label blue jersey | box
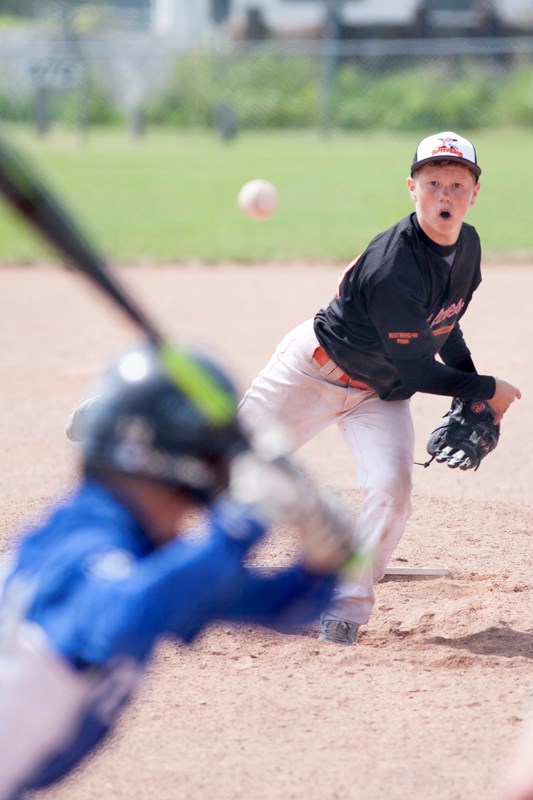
[0,480,335,799]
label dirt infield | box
[1,261,532,800]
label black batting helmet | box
[82,341,248,503]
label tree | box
[0,0,36,15]
[0,0,88,15]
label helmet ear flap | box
[81,343,247,502]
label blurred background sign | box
[28,59,82,91]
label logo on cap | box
[431,136,463,158]
[411,131,480,177]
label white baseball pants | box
[239,319,414,626]
[0,623,93,800]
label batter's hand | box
[294,481,355,574]
[488,378,521,424]
[65,394,101,442]
[229,451,355,574]
[230,451,303,527]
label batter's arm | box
[201,564,336,632]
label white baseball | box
[237,179,279,220]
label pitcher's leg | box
[239,319,354,450]
[324,398,414,627]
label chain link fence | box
[2,24,533,138]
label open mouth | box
[440,211,451,219]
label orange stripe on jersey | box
[337,254,362,297]
[432,323,455,336]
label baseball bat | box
[0,136,364,576]
[0,135,234,425]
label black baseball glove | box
[426,397,500,471]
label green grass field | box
[0,126,532,263]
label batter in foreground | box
[0,343,353,798]
[239,130,522,646]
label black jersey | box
[314,213,496,402]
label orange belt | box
[312,346,370,390]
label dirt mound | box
[1,262,531,800]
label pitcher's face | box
[407,163,480,245]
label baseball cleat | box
[318,619,359,646]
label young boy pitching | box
[238,130,521,646]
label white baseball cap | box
[411,131,481,179]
